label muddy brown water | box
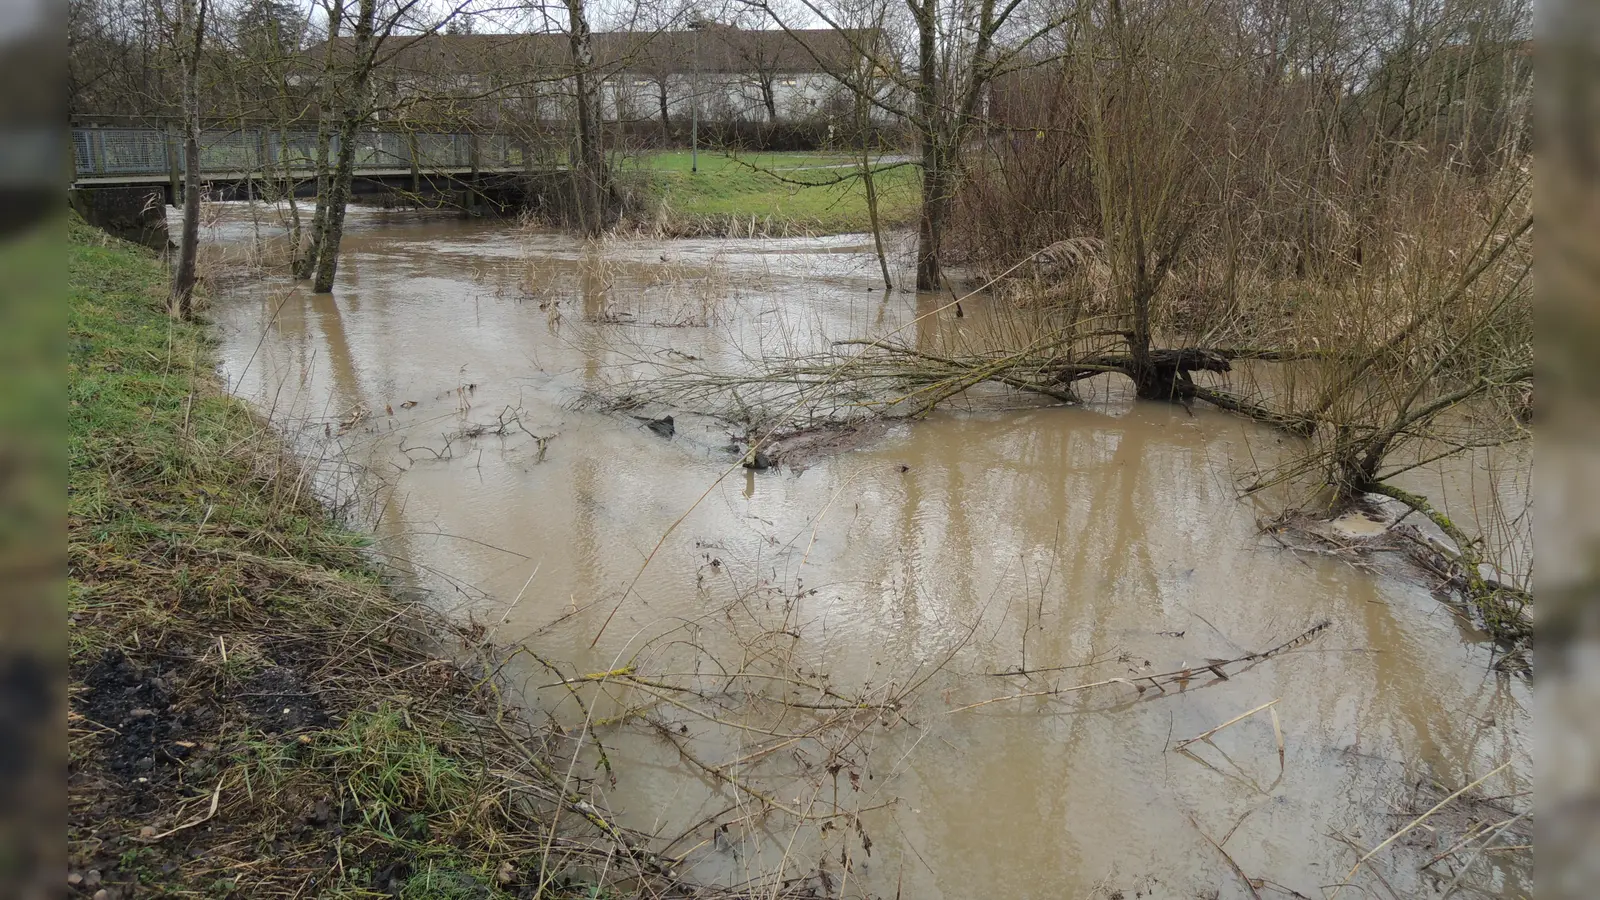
[204,206,1529,898]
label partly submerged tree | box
[157,0,209,319]
[303,0,466,292]
[295,0,344,280]
[564,0,613,236]
[755,0,1067,290]
[309,0,380,293]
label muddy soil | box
[71,648,327,897]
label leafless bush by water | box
[592,225,1531,669]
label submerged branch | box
[1369,482,1531,651]
[1191,386,1316,434]
[950,620,1331,712]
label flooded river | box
[206,207,1529,899]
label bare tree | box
[310,0,375,293]
[307,0,445,293]
[1068,0,1228,396]
[564,0,612,235]
[757,0,1062,290]
[706,13,787,126]
[71,0,171,117]
[296,1,345,278]
[156,0,209,318]
[221,0,318,270]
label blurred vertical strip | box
[1541,0,1600,897]
[0,0,65,897]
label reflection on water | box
[208,206,1529,899]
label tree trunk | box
[172,97,202,318]
[915,143,948,292]
[297,120,332,279]
[1127,274,1156,396]
[762,78,777,124]
[296,2,342,280]
[566,0,607,236]
[169,0,206,319]
[858,84,890,289]
[310,0,375,294]
[657,81,670,141]
[279,130,302,264]
[311,114,358,293]
[911,2,943,292]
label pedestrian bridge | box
[71,125,547,201]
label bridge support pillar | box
[465,132,481,218]
[71,185,170,251]
[407,131,421,199]
[165,126,181,208]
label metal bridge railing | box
[72,126,519,180]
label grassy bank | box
[66,217,670,898]
[623,150,918,235]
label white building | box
[356,26,897,130]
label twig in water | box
[1185,812,1262,900]
[1329,760,1512,900]
[945,677,1136,714]
[1434,810,1530,895]
[953,621,1331,711]
[1174,699,1281,751]
[1269,705,1285,771]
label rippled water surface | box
[206,206,1529,899]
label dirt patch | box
[78,650,202,790]
[243,665,329,735]
[70,649,211,897]
[70,644,425,898]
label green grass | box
[316,708,478,843]
[624,150,920,234]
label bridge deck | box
[71,126,555,189]
[72,166,533,188]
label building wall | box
[378,67,901,130]
[599,71,862,124]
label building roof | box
[327,27,872,80]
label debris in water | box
[743,447,772,470]
[633,414,675,438]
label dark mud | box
[70,649,337,897]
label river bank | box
[66,215,687,899]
